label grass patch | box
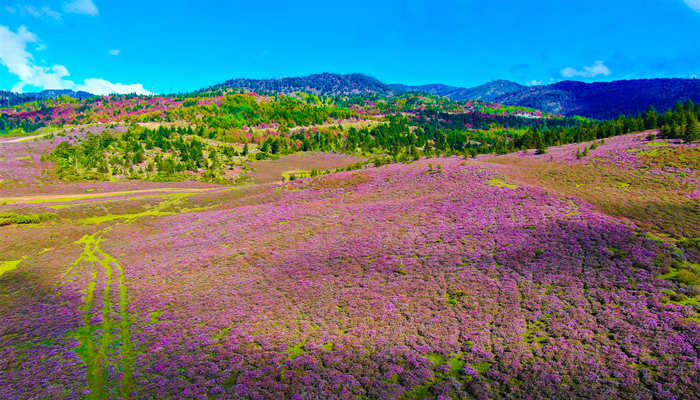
[402,352,466,400]
[0,259,23,277]
[488,178,518,189]
[445,290,465,306]
[645,141,670,148]
[284,342,306,361]
[282,170,311,181]
[71,233,136,398]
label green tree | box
[684,117,700,142]
[643,106,658,129]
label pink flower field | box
[1,151,698,399]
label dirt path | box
[0,186,223,204]
[0,132,53,144]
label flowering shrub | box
[1,157,697,399]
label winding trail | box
[0,132,53,144]
[72,232,135,399]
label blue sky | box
[1,0,699,94]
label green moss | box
[321,342,334,352]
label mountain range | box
[4,74,700,120]
[0,89,93,107]
[491,79,700,120]
[213,73,700,119]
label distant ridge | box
[493,78,700,119]
[0,89,93,107]
[212,73,700,118]
[211,72,526,102]
[389,80,526,102]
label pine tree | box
[536,141,547,155]
[684,118,700,142]
[643,106,658,129]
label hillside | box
[494,78,700,119]
[210,72,394,96]
[0,128,697,399]
[1,82,699,399]
[213,73,526,102]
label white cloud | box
[684,0,700,13]
[526,80,543,86]
[4,4,62,20]
[76,78,150,96]
[3,1,98,19]
[63,0,98,16]
[0,25,151,95]
[108,49,120,56]
[560,60,611,78]
[26,5,62,19]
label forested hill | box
[210,74,700,119]
[493,78,700,119]
[211,73,526,101]
[210,73,395,96]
